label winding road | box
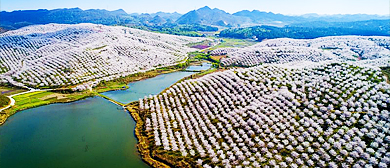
[0,88,52,112]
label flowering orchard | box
[214,36,390,67]
[0,23,203,89]
[139,63,389,168]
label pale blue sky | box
[1,0,389,15]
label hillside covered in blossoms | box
[212,36,390,67]
[139,63,389,167]
[133,34,390,168]
[0,23,203,89]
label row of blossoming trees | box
[0,23,203,89]
[212,36,390,67]
[138,63,389,167]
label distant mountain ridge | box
[176,6,251,27]
[1,6,388,30]
[175,6,388,27]
[0,8,183,29]
[0,8,133,29]
[232,10,304,25]
[150,12,182,21]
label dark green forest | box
[219,20,390,41]
[0,95,10,108]
[127,24,218,37]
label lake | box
[0,97,149,168]
[0,64,211,168]
[186,62,212,71]
[100,71,195,104]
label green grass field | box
[206,38,257,50]
[4,91,95,117]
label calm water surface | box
[0,97,149,168]
[186,62,211,71]
[101,71,195,104]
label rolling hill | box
[0,23,203,89]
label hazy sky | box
[1,0,389,15]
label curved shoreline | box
[123,68,221,168]
[0,91,97,126]
[0,61,214,168]
[126,105,171,168]
[0,61,196,126]
[0,74,165,126]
